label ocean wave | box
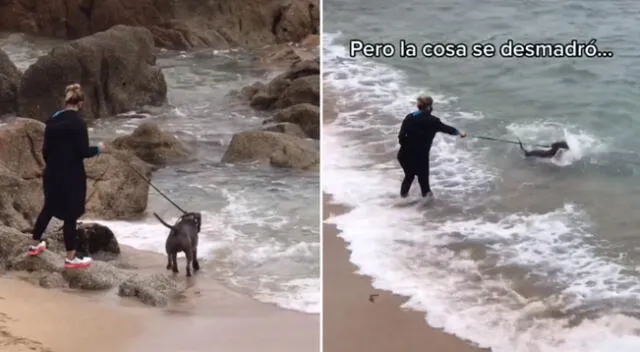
[323,31,640,351]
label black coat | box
[42,109,99,220]
[397,110,459,171]
[398,110,460,154]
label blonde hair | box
[64,83,84,105]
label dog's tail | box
[153,213,177,231]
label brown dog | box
[153,212,201,277]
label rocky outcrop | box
[111,122,192,168]
[262,122,307,138]
[0,118,152,230]
[246,59,319,110]
[273,103,319,139]
[240,56,319,140]
[259,38,318,68]
[221,131,318,170]
[0,49,21,116]
[18,25,167,122]
[0,0,319,50]
[0,224,179,306]
[272,1,320,45]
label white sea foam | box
[506,122,607,167]
[90,191,320,315]
[323,31,640,351]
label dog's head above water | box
[179,212,202,232]
[153,211,202,233]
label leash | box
[470,135,551,149]
[124,162,188,214]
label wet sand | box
[0,245,318,352]
[322,195,484,352]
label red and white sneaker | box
[64,257,92,269]
[27,241,47,256]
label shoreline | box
[0,243,318,352]
[322,194,485,352]
[322,87,484,351]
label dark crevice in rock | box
[271,6,284,36]
[79,0,95,20]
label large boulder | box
[0,0,319,50]
[110,121,191,167]
[0,118,152,230]
[221,131,318,170]
[274,74,319,108]
[18,25,167,122]
[274,103,319,139]
[0,49,21,116]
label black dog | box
[519,139,569,158]
[154,212,202,277]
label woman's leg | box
[62,217,91,268]
[28,206,53,255]
[398,150,415,197]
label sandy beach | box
[322,195,484,352]
[0,245,318,352]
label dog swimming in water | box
[518,139,569,158]
[154,212,202,277]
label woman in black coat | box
[28,83,103,269]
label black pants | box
[397,150,431,197]
[32,205,78,252]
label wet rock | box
[264,77,293,101]
[63,260,129,290]
[221,131,318,170]
[18,25,167,122]
[240,57,319,114]
[274,74,319,109]
[0,49,21,116]
[262,122,307,138]
[111,122,191,167]
[9,250,65,274]
[250,91,279,110]
[0,118,152,228]
[118,273,180,307]
[239,82,267,100]
[0,0,319,51]
[47,223,120,259]
[274,103,319,139]
[39,272,68,289]
[0,226,29,264]
[259,44,317,68]
[278,59,320,81]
